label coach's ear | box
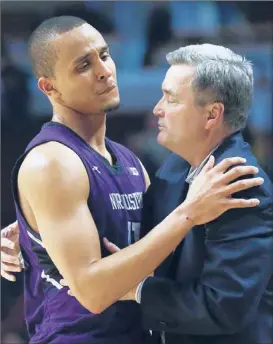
[205,102,224,130]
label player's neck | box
[52,107,107,152]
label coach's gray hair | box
[166,44,253,131]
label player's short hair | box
[166,44,253,131]
[29,16,87,78]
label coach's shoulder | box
[156,153,190,180]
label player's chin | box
[101,96,120,112]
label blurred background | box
[1,1,272,342]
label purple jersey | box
[11,122,152,344]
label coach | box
[136,44,273,344]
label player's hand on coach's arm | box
[1,221,24,282]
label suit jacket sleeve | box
[140,185,273,335]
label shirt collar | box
[186,145,219,184]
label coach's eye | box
[101,53,109,61]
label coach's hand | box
[102,238,135,300]
[1,221,23,282]
[61,238,146,301]
[103,237,154,301]
[184,156,264,226]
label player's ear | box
[38,77,62,101]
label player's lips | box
[98,84,116,95]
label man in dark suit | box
[137,44,273,344]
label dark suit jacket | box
[140,131,273,344]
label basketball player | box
[1,16,263,344]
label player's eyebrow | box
[73,44,109,65]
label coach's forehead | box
[162,64,196,95]
[52,24,106,63]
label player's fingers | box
[222,166,259,184]
[1,269,16,282]
[225,177,264,195]
[202,155,215,173]
[103,237,120,253]
[1,237,15,250]
[1,262,22,272]
[1,251,20,265]
[226,198,260,210]
[213,157,247,173]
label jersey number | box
[127,221,141,245]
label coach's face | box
[153,64,214,159]
[51,24,120,115]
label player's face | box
[153,64,209,154]
[52,24,120,115]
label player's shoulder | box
[19,142,87,184]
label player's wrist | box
[177,202,197,228]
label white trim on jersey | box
[27,230,63,290]
[27,230,45,248]
[41,270,63,290]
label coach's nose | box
[153,98,165,117]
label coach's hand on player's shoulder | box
[183,156,264,226]
[1,221,24,282]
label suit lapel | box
[155,169,190,277]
